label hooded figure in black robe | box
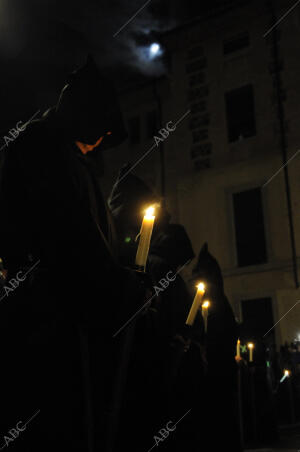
[108,167,163,451]
[109,170,205,452]
[192,243,242,452]
[0,56,147,452]
[147,224,207,452]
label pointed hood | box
[193,242,224,292]
[55,55,127,148]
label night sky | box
[0,0,243,127]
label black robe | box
[193,243,242,452]
[146,225,205,452]
[108,171,205,452]
[118,223,204,452]
[0,60,145,452]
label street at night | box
[0,1,300,451]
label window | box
[191,101,207,114]
[187,45,204,60]
[186,58,207,74]
[128,116,140,145]
[192,129,209,143]
[194,158,210,170]
[189,72,206,87]
[223,32,249,55]
[188,86,209,101]
[232,187,267,267]
[146,111,157,139]
[241,297,275,343]
[191,142,212,158]
[189,113,210,130]
[225,85,256,143]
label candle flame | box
[248,342,254,349]
[145,206,155,219]
[196,282,205,292]
[202,300,210,308]
[284,369,290,377]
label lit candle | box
[201,300,210,333]
[135,206,155,271]
[236,339,241,358]
[248,343,254,362]
[186,282,205,326]
[280,369,290,383]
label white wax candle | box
[135,206,155,270]
[186,282,205,326]
[248,343,254,362]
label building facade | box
[102,0,300,346]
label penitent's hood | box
[55,55,128,149]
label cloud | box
[0,0,179,75]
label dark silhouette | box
[108,167,164,452]
[192,243,242,451]
[147,224,206,452]
[109,169,205,452]
[0,57,147,452]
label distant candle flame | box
[248,342,254,349]
[196,282,205,292]
[280,370,290,383]
[202,300,210,309]
[145,206,155,219]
